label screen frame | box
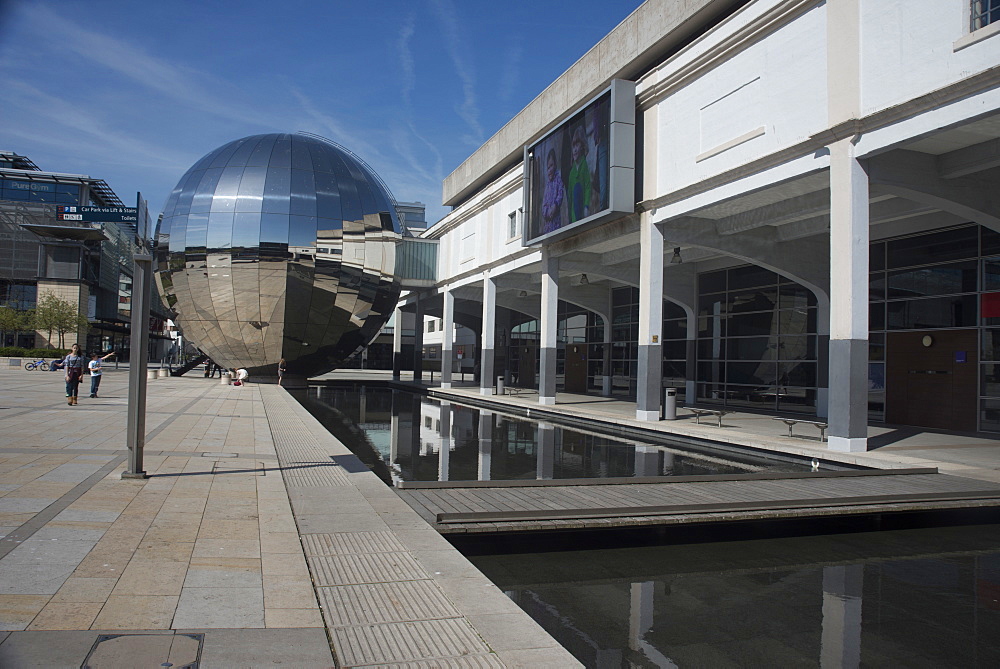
[522,79,636,247]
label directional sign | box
[57,206,138,223]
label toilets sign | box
[57,206,138,223]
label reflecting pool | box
[295,384,819,484]
[470,524,1000,668]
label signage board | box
[57,206,138,223]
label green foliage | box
[0,347,68,358]
[32,294,88,348]
[0,306,33,335]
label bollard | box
[157,368,168,378]
[147,369,157,380]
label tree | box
[0,306,33,344]
[33,294,86,349]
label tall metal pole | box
[123,252,152,479]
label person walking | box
[88,351,116,398]
[277,358,287,386]
[63,343,86,405]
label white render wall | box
[427,0,999,282]
[645,0,829,199]
[862,0,999,117]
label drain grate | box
[82,632,204,669]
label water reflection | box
[470,525,1000,668]
[298,384,813,484]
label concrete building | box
[395,0,1000,451]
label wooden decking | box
[395,468,1000,534]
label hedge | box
[0,347,69,358]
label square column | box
[828,138,869,452]
[602,319,613,397]
[441,289,454,388]
[412,295,424,383]
[480,274,497,395]
[636,215,664,421]
[392,306,403,380]
[538,250,558,405]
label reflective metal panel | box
[155,133,403,380]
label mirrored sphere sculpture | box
[154,133,402,381]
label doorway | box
[564,344,587,393]
[885,330,977,431]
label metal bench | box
[683,407,728,427]
[772,417,828,441]
[504,385,533,396]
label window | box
[426,320,435,333]
[508,210,520,240]
[972,0,999,29]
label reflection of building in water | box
[477,532,1000,667]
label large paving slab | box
[0,364,580,667]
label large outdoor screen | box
[523,79,635,245]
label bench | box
[682,407,728,427]
[772,417,828,441]
[504,385,533,396]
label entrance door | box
[885,330,977,431]
[564,344,587,393]
[515,345,536,389]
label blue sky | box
[0,0,642,225]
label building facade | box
[0,150,169,357]
[396,0,1000,451]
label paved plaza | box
[0,364,579,668]
[1,364,997,667]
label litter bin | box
[221,373,232,386]
[496,376,504,395]
[663,387,677,420]
[147,369,157,381]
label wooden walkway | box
[395,469,1000,535]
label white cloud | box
[429,0,484,146]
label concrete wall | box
[441,0,741,207]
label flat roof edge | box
[441,0,739,208]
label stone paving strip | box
[0,368,581,667]
[261,384,581,667]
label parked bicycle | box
[24,358,50,371]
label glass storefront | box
[695,266,818,414]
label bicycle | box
[24,359,50,371]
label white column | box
[828,137,869,452]
[481,274,497,395]
[441,289,454,388]
[637,214,664,420]
[477,409,493,481]
[539,250,558,405]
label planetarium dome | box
[154,132,403,383]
